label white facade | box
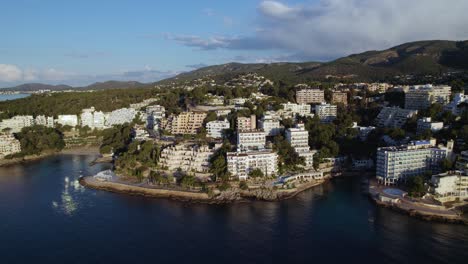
[159,144,217,173]
[281,102,313,118]
[431,171,468,202]
[237,130,266,151]
[227,151,278,180]
[285,124,316,169]
[56,115,78,127]
[315,103,337,123]
[0,133,21,158]
[35,115,54,128]
[0,115,34,133]
[259,114,282,137]
[376,140,453,185]
[106,108,136,126]
[80,107,106,130]
[206,119,230,138]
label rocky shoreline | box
[80,176,325,204]
[0,146,101,167]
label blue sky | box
[1,0,468,87]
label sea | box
[0,93,30,101]
[0,154,467,264]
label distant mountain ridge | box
[3,40,468,92]
[161,40,468,84]
[1,81,147,92]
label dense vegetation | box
[7,126,65,158]
[0,88,159,119]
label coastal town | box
[1,73,467,221]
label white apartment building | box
[35,115,54,128]
[237,130,266,151]
[376,139,453,185]
[237,115,256,131]
[206,119,230,138]
[106,108,137,126]
[258,114,282,137]
[417,117,443,134]
[146,105,165,130]
[431,171,468,202]
[227,151,278,180]
[56,115,78,127]
[0,133,21,158]
[296,88,324,104]
[315,103,337,123]
[80,107,106,129]
[405,85,451,110]
[159,144,217,173]
[367,83,392,93]
[285,124,316,169]
[281,102,313,118]
[375,107,418,128]
[0,115,35,133]
[169,111,207,135]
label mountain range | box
[2,40,468,92]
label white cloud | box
[0,64,23,82]
[171,0,468,60]
[0,64,178,88]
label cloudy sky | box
[1,0,468,87]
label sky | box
[1,0,468,87]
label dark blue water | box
[0,154,467,264]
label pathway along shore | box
[80,176,325,204]
[368,180,467,225]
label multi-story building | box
[106,108,137,126]
[367,83,392,93]
[0,133,21,158]
[296,88,324,104]
[170,111,207,135]
[80,107,106,129]
[258,114,282,137]
[206,119,230,138]
[285,124,316,169]
[431,171,468,202]
[315,103,337,123]
[0,115,35,133]
[215,109,232,117]
[376,139,453,185]
[417,117,443,134]
[375,107,418,128]
[237,130,266,151]
[456,151,468,173]
[56,115,78,127]
[159,144,217,173]
[237,115,256,131]
[332,92,348,105]
[444,93,467,116]
[404,85,451,110]
[146,105,165,130]
[227,151,278,180]
[281,102,313,118]
[229,98,249,106]
[35,115,54,128]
